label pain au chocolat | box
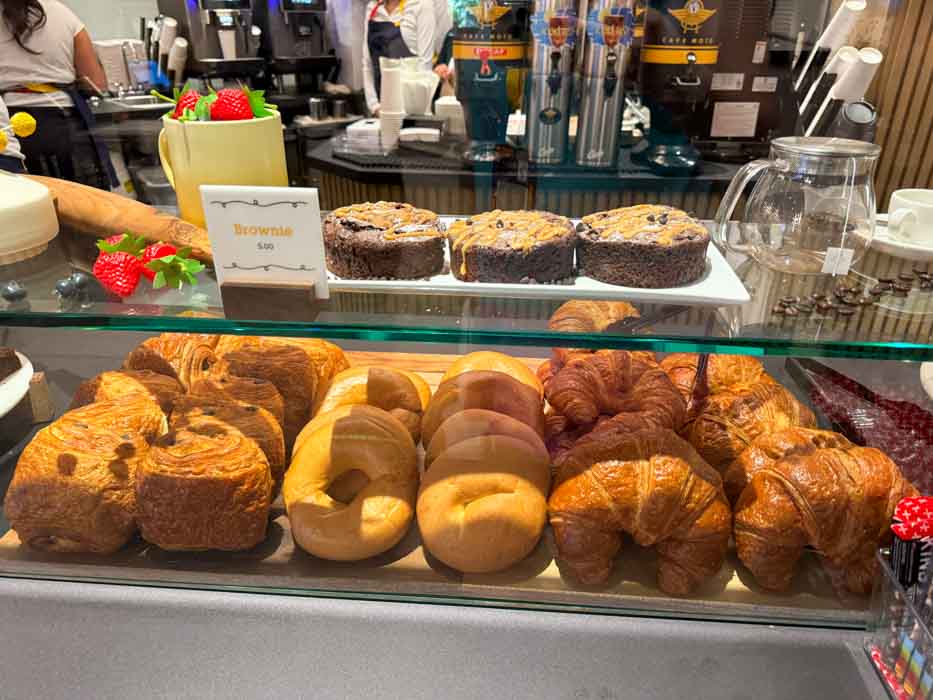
[4,395,167,554]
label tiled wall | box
[63,0,158,40]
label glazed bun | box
[441,351,543,398]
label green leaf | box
[97,233,147,256]
[153,270,167,289]
[145,250,204,290]
[194,94,216,122]
[150,89,177,105]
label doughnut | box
[284,404,418,561]
[417,434,551,573]
[441,351,543,398]
[421,370,545,447]
[311,366,431,442]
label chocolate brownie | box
[0,347,21,382]
[324,202,445,280]
[447,210,575,283]
[577,205,710,288]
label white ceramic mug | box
[888,189,933,246]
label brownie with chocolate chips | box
[577,205,710,288]
[323,201,446,280]
[447,210,575,283]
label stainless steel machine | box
[525,0,578,164]
[253,0,333,81]
[574,0,636,168]
[156,0,263,76]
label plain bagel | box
[425,408,548,469]
[284,404,418,561]
[417,434,550,574]
[311,366,431,443]
[441,351,544,398]
[421,370,546,447]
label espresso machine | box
[156,0,263,75]
[632,0,724,174]
[454,0,530,161]
[574,0,636,168]
[525,0,577,164]
[252,0,334,88]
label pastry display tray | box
[327,219,752,306]
[0,351,862,627]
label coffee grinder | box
[252,0,334,92]
[525,0,577,164]
[157,0,263,75]
[454,0,530,161]
[574,0,636,168]
[632,0,723,175]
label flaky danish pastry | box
[660,353,816,469]
[71,369,183,414]
[734,444,916,596]
[136,423,272,551]
[284,404,418,561]
[215,336,349,405]
[549,429,731,595]
[4,396,167,554]
[123,333,219,389]
[310,366,430,442]
[214,344,317,452]
[189,375,285,429]
[422,370,545,447]
[171,395,286,490]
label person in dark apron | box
[362,0,436,115]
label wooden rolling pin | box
[25,175,213,263]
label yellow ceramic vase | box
[158,114,289,228]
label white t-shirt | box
[0,97,24,161]
[432,0,452,54]
[0,0,85,108]
[362,0,435,113]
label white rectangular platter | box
[327,218,751,306]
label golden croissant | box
[660,353,815,469]
[549,428,731,595]
[123,333,219,389]
[734,444,916,595]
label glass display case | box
[1,0,932,696]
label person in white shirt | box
[0,96,25,173]
[362,0,435,116]
[432,0,452,55]
[0,0,111,185]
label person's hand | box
[370,105,381,117]
[434,64,451,81]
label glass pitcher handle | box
[713,158,773,253]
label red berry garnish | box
[210,88,253,121]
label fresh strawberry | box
[172,90,201,119]
[210,88,253,121]
[141,242,178,281]
[93,233,147,297]
[93,251,143,297]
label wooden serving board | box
[0,350,866,624]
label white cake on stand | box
[0,172,59,265]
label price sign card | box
[200,185,329,299]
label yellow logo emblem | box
[668,0,716,33]
[468,0,511,26]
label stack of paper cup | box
[379,57,404,113]
[380,111,405,151]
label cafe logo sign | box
[669,0,716,34]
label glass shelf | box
[1,236,932,362]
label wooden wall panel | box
[868,0,933,208]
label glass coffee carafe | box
[714,137,881,275]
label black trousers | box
[15,106,109,189]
